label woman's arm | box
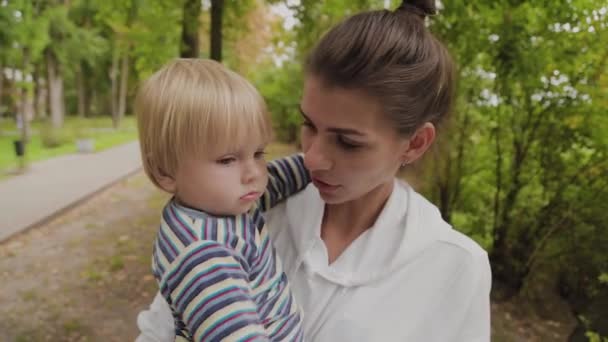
[258,154,310,211]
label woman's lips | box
[312,177,341,193]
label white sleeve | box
[135,291,175,342]
[455,251,492,342]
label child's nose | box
[242,161,262,184]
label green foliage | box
[14,1,50,62]
[416,0,608,299]
[40,123,71,148]
[130,1,181,78]
[95,0,181,78]
[586,331,608,342]
[253,61,303,143]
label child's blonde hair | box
[135,58,272,190]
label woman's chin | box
[317,188,348,204]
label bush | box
[39,124,72,148]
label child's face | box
[166,142,269,216]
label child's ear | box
[154,169,177,193]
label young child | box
[135,58,309,342]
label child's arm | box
[258,154,310,211]
[158,240,270,342]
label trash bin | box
[14,140,25,157]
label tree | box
[69,0,107,118]
[42,2,73,129]
[425,0,608,301]
[11,0,50,138]
[180,0,200,58]
[210,0,224,61]
[99,0,140,128]
[0,3,12,117]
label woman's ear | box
[401,122,436,165]
[154,169,177,193]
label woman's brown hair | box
[306,0,454,136]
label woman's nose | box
[303,137,332,171]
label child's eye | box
[217,157,236,165]
[254,150,267,160]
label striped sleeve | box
[158,240,270,342]
[259,154,310,211]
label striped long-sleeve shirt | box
[152,154,310,342]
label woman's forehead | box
[301,76,386,132]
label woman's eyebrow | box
[298,106,366,136]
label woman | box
[137,1,491,341]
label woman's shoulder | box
[438,226,487,255]
[435,226,489,277]
[399,181,488,260]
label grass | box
[15,331,40,342]
[63,319,86,334]
[19,289,38,302]
[108,255,125,272]
[82,268,104,282]
[0,116,138,176]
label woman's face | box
[300,75,410,204]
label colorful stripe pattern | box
[152,155,309,341]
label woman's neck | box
[320,180,394,263]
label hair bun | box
[396,0,436,18]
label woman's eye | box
[337,136,362,150]
[301,121,315,130]
[217,157,236,165]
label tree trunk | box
[8,68,18,116]
[76,63,86,118]
[46,50,64,129]
[83,63,92,117]
[90,88,98,116]
[23,94,34,125]
[210,0,224,62]
[180,0,200,58]
[490,157,528,297]
[34,63,47,119]
[110,48,120,127]
[117,52,130,128]
[20,48,32,142]
[0,58,4,118]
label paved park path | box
[0,141,142,242]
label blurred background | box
[0,0,607,341]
